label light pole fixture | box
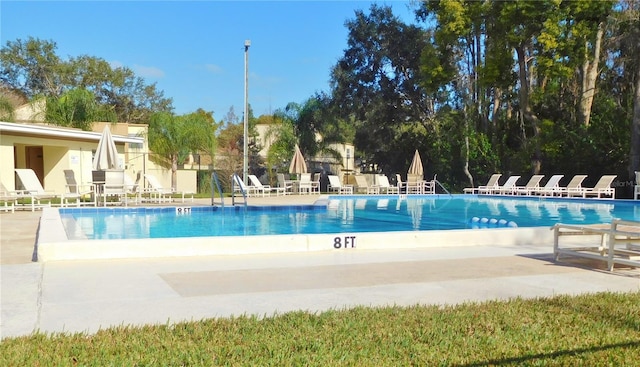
[243,39,251,185]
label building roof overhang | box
[0,121,143,144]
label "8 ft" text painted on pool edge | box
[333,236,356,249]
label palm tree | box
[147,110,216,190]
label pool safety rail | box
[210,170,224,207]
[433,174,451,196]
[231,173,247,206]
[553,219,640,271]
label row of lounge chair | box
[235,174,289,197]
[333,174,434,195]
[236,173,322,197]
[244,173,438,196]
[1,169,57,212]
[240,173,406,196]
[464,174,617,198]
[240,174,350,196]
[0,168,193,211]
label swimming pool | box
[38,195,640,261]
[58,195,638,240]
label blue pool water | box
[59,195,640,240]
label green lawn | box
[2,292,639,366]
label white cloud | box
[205,64,223,74]
[133,64,165,78]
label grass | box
[2,292,639,365]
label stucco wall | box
[0,143,16,189]
[1,132,124,192]
[1,122,197,196]
[142,168,197,193]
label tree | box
[415,0,619,181]
[215,121,243,186]
[418,0,498,186]
[0,38,65,97]
[147,110,217,190]
[221,106,240,128]
[571,1,612,127]
[45,88,116,130]
[613,0,640,179]
[0,37,173,124]
[0,95,15,121]
[0,85,28,121]
[330,4,431,176]
[287,94,352,159]
[214,105,264,186]
[265,94,353,184]
[264,111,297,183]
[66,54,173,124]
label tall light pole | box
[243,39,250,185]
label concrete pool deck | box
[1,195,639,339]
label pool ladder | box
[231,173,248,207]
[433,175,452,196]
[210,170,225,207]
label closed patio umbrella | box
[289,144,307,175]
[407,149,424,177]
[93,125,120,170]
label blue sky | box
[2,1,417,121]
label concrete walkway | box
[1,196,639,339]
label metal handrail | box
[210,170,224,207]
[231,173,248,206]
[433,175,452,196]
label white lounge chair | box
[124,172,142,204]
[514,175,545,195]
[571,175,617,199]
[493,175,521,195]
[0,182,18,213]
[560,175,588,197]
[249,174,285,196]
[144,174,194,203]
[377,175,399,194]
[464,174,501,194]
[328,175,353,194]
[14,168,57,211]
[234,175,269,198]
[62,169,96,207]
[533,174,564,196]
[232,175,254,197]
[354,175,379,194]
[247,174,270,197]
